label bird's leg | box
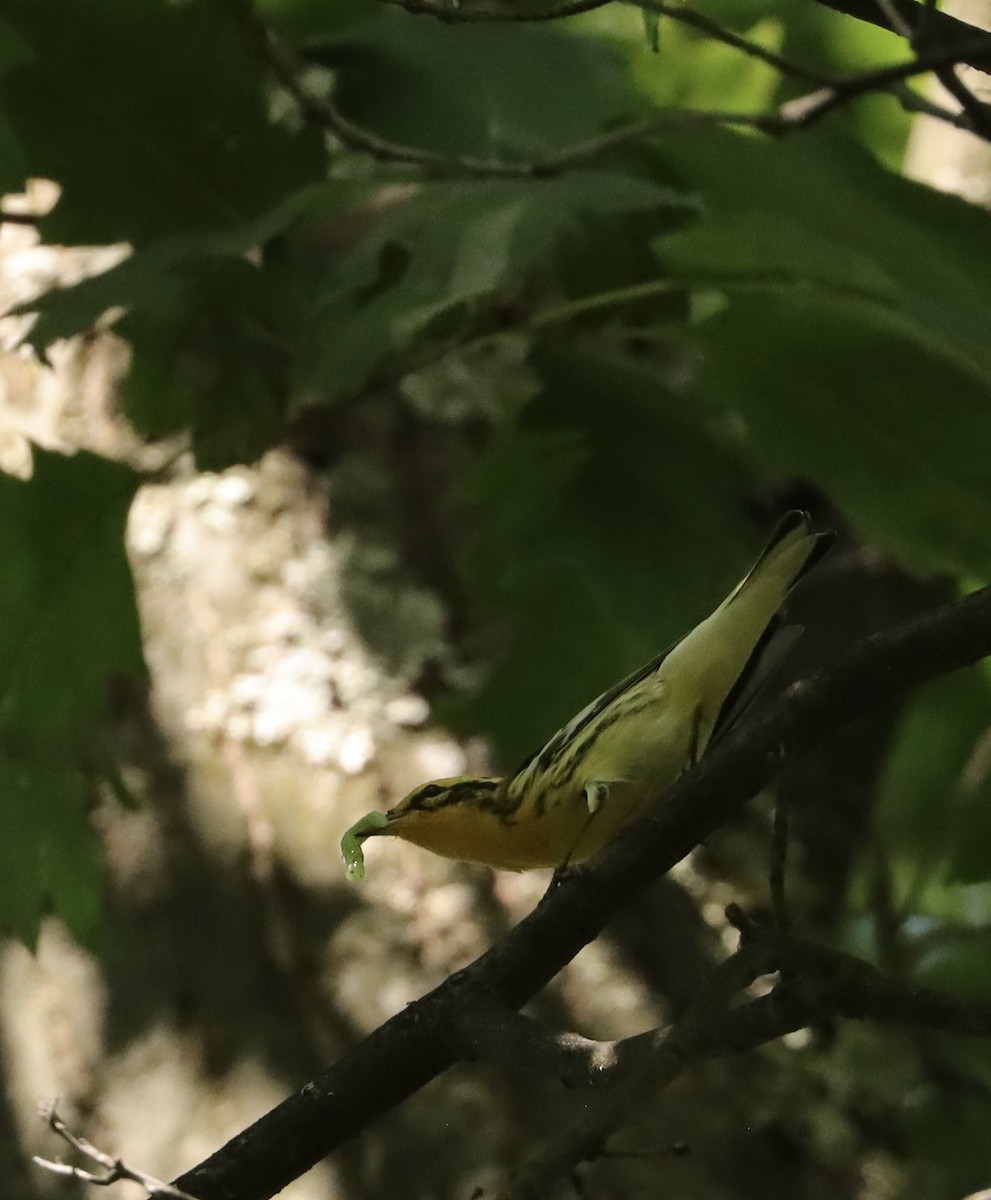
[551,861,584,886]
[551,779,621,884]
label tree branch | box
[765,35,991,133]
[383,0,613,19]
[171,583,991,1200]
[632,0,831,84]
[812,0,991,75]
[499,920,991,1199]
[34,1103,200,1200]
[234,0,991,178]
[497,946,773,1199]
[380,0,991,77]
[449,1000,623,1086]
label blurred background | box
[2,0,991,1197]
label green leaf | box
[118,257,301,470]
[896,1063,991,1198]
[13,170,677,458]
[299,172,689,402]
[0,762,103,949]
[650,128,991,577]
[315,9,644,158]
[16,181,354,351]
[695,0,912,163]
[656,126,991,369]
[914,926,991,998]
[445,346,757,764]
[0,449,144,944]
[684,288,991,579]
[874,669,991,883]
[634,17,781,113]
[17,185,357,467]
[459,426,589,601]
[0,0,323,244]
[258,0,377,40]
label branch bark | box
[383,0,991,76]
[171,583,991,1200]
[814,0,991,74]
[498,922,991,1199]
[238,0,991,176]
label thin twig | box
[236,0,991,177]
[634,0,991,139]
[767,37,991,134]
[894,81,983,130]
[874,0,914,38]
[868,837,907,976]
[933,65,991,136]
[877,0,991,135]
[228,0,541,176]
[34,1103,200,1200]
[629,0,832,85]
[450,1000,624,1085]
[383,0,991,79]
[244,0,760,173]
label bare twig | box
[383,0,991,79]
[34,1103,200,1200]
[630,0,831,85]
[233,0,758,174]
[450,1000,624,1086]
[873,0,991,134]
[765,932,991,1037]
[875,0,991,136]
[766,36,991,133]
[894,80,984,130]
[227,0,565,177]
[634,0,991,139]
[868,837,907,976]
[874,0,914,39]
[234,0,991,177]
[800,0,991,76]
[933,65,991,136]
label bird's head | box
[341,776,504,879]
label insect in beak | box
[341,811,391,881]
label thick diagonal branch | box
[174,584,991,1200]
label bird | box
[342,511,831,879]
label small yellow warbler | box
[342,511,831,879]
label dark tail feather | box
[710,619,804,742]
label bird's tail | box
[667,511,833,747]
